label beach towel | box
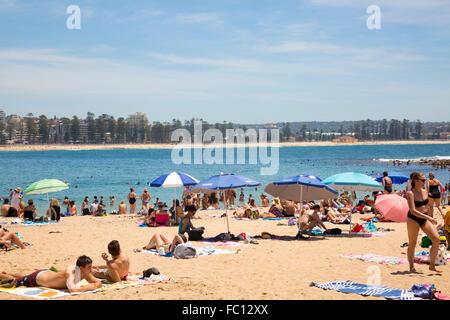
[21,221,58,226]
[0,273,172,300]
[338,254,408,266]
[311,280,421,300]
[310,228,386,237]
[200,240,248,247]
[139,246,239,257]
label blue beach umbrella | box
[264,174,338,202]
[375,172,409,185]
[150,172,199,208]
[190,173,261,233]
[322,172,382,192]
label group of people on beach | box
[0,240,130,293]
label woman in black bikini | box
[426,172,445,219]
[406,172,441,273]
[127,188,137,214]
[382,172,393,194]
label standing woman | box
[127,188,137,214]
[406,172,441,273]
[382,172,393,194]
[426,172,445,219]
[140,188,151,211]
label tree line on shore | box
[0,112,448,144]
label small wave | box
[374,155,450,162]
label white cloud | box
[308,0,450,25]
[173,13,222,25]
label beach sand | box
[0,140,449,152]
[0,207,448,300]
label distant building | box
[440,132,450,139]
[0,108,5,123]
[332,135,359,143]
[127,112,148,126]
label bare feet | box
[409,267,418,273]
[429,266,443,273]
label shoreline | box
[0,140,449,152]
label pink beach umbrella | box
[374,194,409,222]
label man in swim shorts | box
[93,240,130,282]
[0,255,102,293]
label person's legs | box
[421,221,442,272]
[406,218,420,272]
[2,232,25,249]
[143,234,158,250]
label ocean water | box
[0,143,449,216]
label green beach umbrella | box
[24,179,69,195]
[24,179,69,208]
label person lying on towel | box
[93,240,130,282]
[298,204,328,235]
[0,255,102,293]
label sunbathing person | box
[322,206,350,224]
[298,205,328,235]
[282,200,297,217]
[142,233,187,256]
[0,255,102,293]
[93,240,130,283]
[0,227,26,249]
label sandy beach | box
[0,140,449,152]
[1,207,448,300]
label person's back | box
[1,201,10,217]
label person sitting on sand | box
[141,233,187,256]
[0,227,27,249]
[94,204,106,216]
[0,255,102,293]
[23,199,37,222]
[298,205,328,236]
[69,200,77,216]
[1,199,10,217]
[118,200,127,214]
[46,198,61,222]
[93,240,130,282]
[178,205,197,235]
[282,200,297,217]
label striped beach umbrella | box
[150,172,199,209]
[24,179,69,207]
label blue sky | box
[0,0,449,123]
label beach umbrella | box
[322,172,382,235]
[374,194,408,222]
[375,172,409,185]
[190,173,261,233]
[150,172,199,208]
[322,172,381,192]
[264,174,338,202]
[24,179,69,208]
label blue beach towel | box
[311,280,421,300]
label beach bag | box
[415,245,447,265]
[421,236,432,248]
[411,284,435,299]
[173,243,198,259]
[324,228,342,235]
[187,227,205,241]
[143,267,160,277]
[214,233,232,242]
[351,224,363,233]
